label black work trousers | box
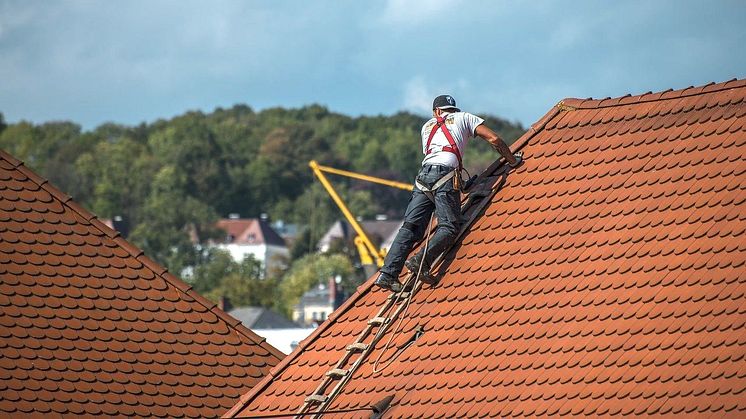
[380,164,463,279]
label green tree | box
[278,253,354,316]
[188,248,237,294]
[74,137,156,226]
[204,255,280,309]
[285,183,338,248]
[289,227,315,261]
[0,121,36,163]
[246,123,326,219]
[129,165,219,273]
[148,112,228,209]
[0,122,90,186]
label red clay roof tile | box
[0,150,285,417]
[225,79,746,418]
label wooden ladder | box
[296,275,421,418]
[296,166,508,418]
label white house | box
[213,216,289,276]
[291,275,348,327]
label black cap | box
[432,94,460,112]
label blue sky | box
[1,0,744,129]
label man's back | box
[420,111,484,168]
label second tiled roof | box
[0,150,285,418]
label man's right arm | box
[474,124,520,167]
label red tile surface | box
[226,79,746,418]
[0,151,284,418]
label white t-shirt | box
[420,111,484,168]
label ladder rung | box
[389,291,410,299]
[305,394,327,404]
[347,342,368,352]
[368,316,389,326]
[325,368,348,378]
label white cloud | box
[402,76,473,114]
[402,76,433,114]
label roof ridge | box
[0,149,285,363]
[223,101,568,418]
[256,218,286,246]
[561,77,746,110]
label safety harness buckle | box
[415,169,460,202]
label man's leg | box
[375,188,433,291]
[380,189,434,278]
[406,179,463,281]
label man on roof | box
[374,94,522,292]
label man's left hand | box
[509,151,523,168]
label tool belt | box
[415,168,462,202]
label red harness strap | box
[425,116,462,169]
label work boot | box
[419,271,439,285]
[405,254,439,285]
[374,272,402,293]
[405,252,429,275]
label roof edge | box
[472,103,563,185]
[561,77,746,110]
[222,98,569,418]
[0,149,285,367]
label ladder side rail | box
[310,281,423,418]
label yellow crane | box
[309,160,412,268]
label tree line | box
[0,106,524,315]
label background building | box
[212,215,289,277]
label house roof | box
[297,282,334,307]
[317,219,402,250]
[0,150,285,418]
[225,79,746,418]
[216,218,286,247]
[228,307,300,329]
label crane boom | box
[309,160,412,268]
[311,162,412,191]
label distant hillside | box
[0,105,524,271]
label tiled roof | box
[318,220,402,257]
[226,79,746,418]
[0,150,285,418]
[216,218,286,247]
